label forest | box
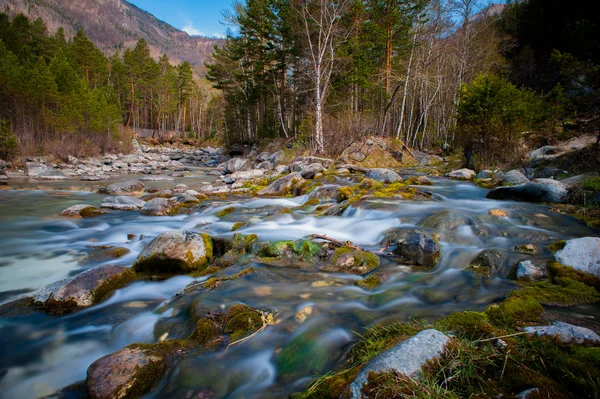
[0,0,599,167]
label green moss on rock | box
[356,274,382,290]
[216,207,236,218]
[486,297,544,328]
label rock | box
[524,321,600,344]
[133,230,213,274]
[487,178,568,203]
[516,260,548,281]
[476,170,493,179]
[268,151,283,165]
[86,346,165,399]
[101,196,146,211]
[256,152,270,162]
[257,161,273,170]
[416,175,432,185]
[37,169,67,180]
[447,168,476,180]
[141,198,173,216]
[139,175,175,182]
[33,265,134,313]
[224,157,252,174]
[25,161,47,177]
[534,167,566,179]
[81,175,102,181]
[259,172,304,196]
[365,168,403,183]
[199,185,213,193]
[489,209,509,217]
[300,163,325,179]
[99,180,145,196]
[292,156,334,168]
[468,250,507,277]
[320,247,380,275]
[229,169,264,182]
[395,230,441,269]
[350,329,450,399]
[554,237,600,277]
[503,170,530,185]
[59,204,103,218]
[274,165,289,174]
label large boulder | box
[486,179,568,203]
[350,329,450,399]
[25,161,47,178]
[33,265,135,314]
[86,346,165,399]
[395,230,441,269]
[133,231,213,274]
[101,196,146,211]
[300,163,325,179]
[99,180,145,196]
[503,170,530,186]
[468,249,507,277]
[229,169,264,182]
[258,172,304,196]
[447,168,476,180]
[37,169,67,180]
[365,168,402,183]
[224,157,252,174]
[524,321,600,344]
[554,237,600,277]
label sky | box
[128,0,234,38]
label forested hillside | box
[0,0,224,70]
[207,0,599,166]
[0,13,222,159]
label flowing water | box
[0,173,598,399]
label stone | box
[554,237,600,277]
[229,169,264,182]
[534,167,566,179]
[224,157,253,174]
[257,161,273,170]
[256,151,270,162]
[447,168,476,180]
[365,168,403,183]
[25,161,47,177]
[487,178,568,203]
[489,209,509,217]
[476,170,494,179]
[99,180,145,196]
[524,321,600,344]
[33,265,134,313]
[86,346,165,399]
[59,204,99,218]
[300,163,325,179]
[274,165,289,174]
[259,172,304,196]
[133,230,212,274]
[350,329,450,399]
[101,196,146,211]
[141,198,173,216]
[268,151,283,165]
[503,170,530,185]
[515,260,548,281]
[37,169,68,180]
[139,175,175,181]
[468,249,507,277]
[395,230,441,269]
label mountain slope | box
[0,0,224,71]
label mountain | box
[0,0,224,72]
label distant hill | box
[0,0,224,73]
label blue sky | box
[128,0,234,38]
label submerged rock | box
[395,230,440,269]
[365,168,402,183]
[87,346,166,399]
[486,179,568,203]
[447,168,476,180]
[33,265,135,314]
[524,321,600,344]
[321,247,381,275]
[503,170,530,185]
[468,249,507,277]
[515,260,548,281]
[554,237,600,277]
[101,196,146,211]
[350,329,450,399]
[98,180,145,196]
[133,231,213,274]
[258,172,304,196]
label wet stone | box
[524,321,600,344]
[395,230,440,269]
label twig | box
[309,234,363,251]
[224,311,277,352]
[474,331,528,343]
[500,350,510,382]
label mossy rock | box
[356,274,383,290]
[231,221,249,232]
[337,186,355,202]
[216,206,236,218]
[548,261,600,290]
[85,246,130,263]
[436,311,496,339]
[257,239,325,264]
[276,328,335,382]
[548,240,566,254]
[322,246,380,275]
[80,206,105,218]
[224,304,262,342]
[512,278,600,306]
[190,319,221,348]
[486,297,544,328]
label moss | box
[201,233,214,260]
[473,178,497,189]
[192,266,220,277]
[216,206,236,218]
[360,178,384,190]
[107,247,130,258]
[512,278,600,306]
[548,261,600,290]
[280,207,292,214]
[337,186,355,202]
[224,304,262,342]
[231,221,249,232]
[302,198,320,206]
[123,350,167,399]
[202,267,255,290]
[580,176,600,191]
[328,246,380,275]
[486,296,544,328]
[436,311,496,339]
[356,274,382,290]
[548,240,566,254]
[79,206,104,218]
[92,268,136,304]
[190,319,221,348]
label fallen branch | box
[309,234,363,251]
[225,311,278,352]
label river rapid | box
[0,171,598,399]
